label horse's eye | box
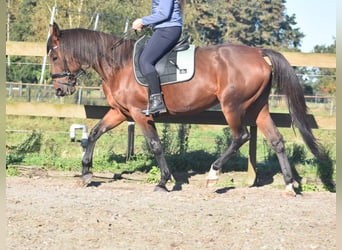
[52,56,58,61]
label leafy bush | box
[146,166,160,184]
[315,147,336,192]
[6,130,42,166]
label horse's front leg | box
[81,108,126,186]
[134,116,171,191]
[146,134,171,191]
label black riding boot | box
[141,72,167,116]
[142,93,167,116]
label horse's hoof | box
[206,165,219,187]
[210,163,220,171]
[79,172,93,187]
[154,185,169,192]
[284,183,297,197]
[292,180,299,189]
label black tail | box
[262,48,324,160]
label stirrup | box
[141,106,167,116]
[141,93,167,116]
[141,107,151,116]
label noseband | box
[49,46,85,87]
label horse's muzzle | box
[56,88,66,97]
[54,82,76,97]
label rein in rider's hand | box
[132,18,144,31]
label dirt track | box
[7,170,336,250]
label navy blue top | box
[142,0,182,29]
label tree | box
[313,39,336,95]
[294,39,336,96]
[183,0,228,45]
[183,0,304,49]
[6,0,323,83]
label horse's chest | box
[102,83,121,107]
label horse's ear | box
[49,22,61,41]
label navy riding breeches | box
[139,26,182,76]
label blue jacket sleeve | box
[142,0,173,26]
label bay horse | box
[47,23,323,194]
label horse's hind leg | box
[81,108,126,185]
[256,108,298,195]
[210,111,250,173]
[207,123,249,186]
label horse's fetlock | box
[211,162,221,171]
[241,131,250,142]
[271,139,285,153]
[88,130,98,141]
[148,139,163,155]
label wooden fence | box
[6,41,336,68]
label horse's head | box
[47,23,85,96]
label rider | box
[132,0,184,115]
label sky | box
[285,0,336,52]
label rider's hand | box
[132,19,144,31]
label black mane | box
[48,28,135,71]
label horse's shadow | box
[171,171,193,191]
[86,181,104,187]
[215,186,235,194]
[75,171,138,188]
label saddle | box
[133,35,196,86]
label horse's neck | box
[77,36,134,81]
[92,60,125,82]
[92,63,114,81]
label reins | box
[111,29,137,50]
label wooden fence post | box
[247,126,257,186]
[126,122,135,161]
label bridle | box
[49,46,85,87]
[49,28,137,87]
